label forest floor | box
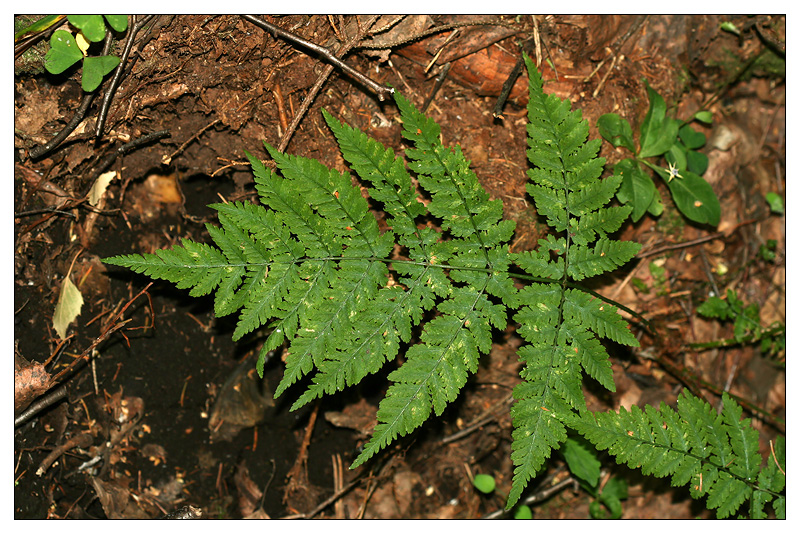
[14,15,785,519]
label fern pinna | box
[106,57,645,509]
[569,391,786,518]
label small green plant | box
[40,15,128,92]
[694,288,785,362]
[765,192,784,215]
[471,473,532,518]
[758,239,778,262]
[597,82,720,227]
[104,57,783,516]
[561,435,628,518]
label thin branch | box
[95,15,156,141]
[241,15,393,102]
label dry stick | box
[439,393,513,445]
[36,432,94,476]
[246,15,381,153]
[357,17,516,51]
[284,401,320,501]
[92,129,171,176]
[241,15,393,102]
[28,91,97,161]
[482,473,577,519]
[163,119,219,166]
[95,15,155,141]
[421,62,451,114]
[300,476,362,519]
[14,385,68,428]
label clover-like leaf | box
[104,15,129,33]
[44,30,83,75]
[82,55,120,92]
[679,123,706,150]
[67,15,107,43]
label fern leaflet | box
[569,390,785,518]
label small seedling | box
[561,435,628,519]
[597,82,720,226]
[471,473,532,518]
[472,473,496,494]
[765,192,784,214]
[695,288,785,362]
[41,15,128,92]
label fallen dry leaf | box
[14,352,51,414]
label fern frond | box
[506,55,641,509]
[104,57,663,515]
[350,93,517,468]
[570,390,785,518]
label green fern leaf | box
[351,92,517,468]
[506,55,641,509]
[570,390,785,518]
[105,57,654,514]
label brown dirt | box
[14,15,784,519]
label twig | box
[303,476,362,519]
[47,282,153,387]
[246,15,381,153]
[28,91,97,160]
[163,119,219,166]
[439,393,513,444]
[92,130,171,176]
[241,15,393,102]
[645,352,785,430]
[356,17,516,51]
[493,53,525,119]
[284,401,320,501]
[95,15,155,141]
[14,385,68,428]
[421,62,451,114]
[36,432,94,476]
[481,472,576,518]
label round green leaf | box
[68,15,107,42]
[473,473,496,494]
[44,30,83,74]
[665,170,721,226]
[104,15,129,32]
[81,55,120,92]
[513,505,533,519]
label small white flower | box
[666,162,683,182]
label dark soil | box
[14,15,785,519]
